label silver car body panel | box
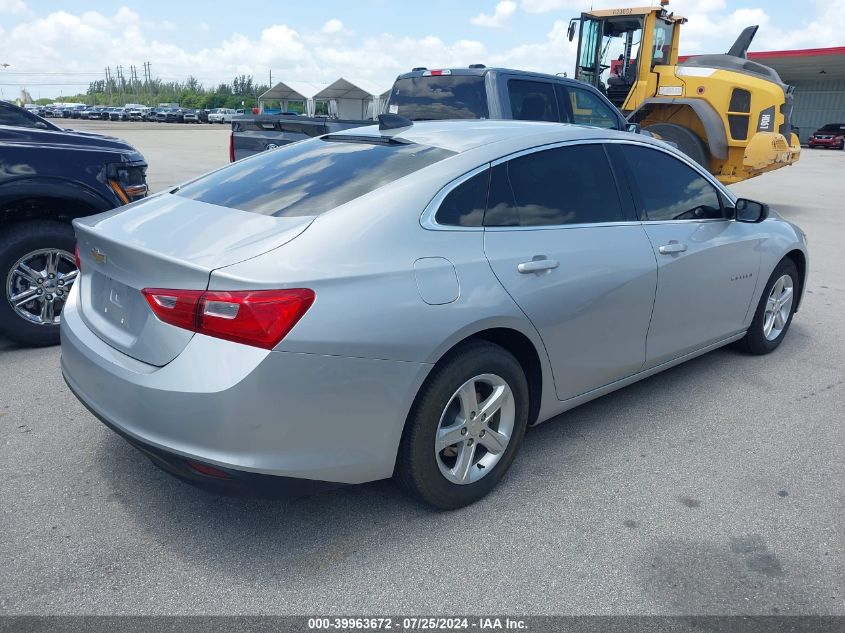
[61,120,808,485]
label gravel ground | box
[0,123,842,615]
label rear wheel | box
[738,258,799,355]
[0,221,77,346]
[644,122,708,167]
[395,341,529,510]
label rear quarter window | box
[175,137,455,217]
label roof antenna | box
[378,113,413,131]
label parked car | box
[154,108,182,123]
[808,123,845,149]
[109,107,127,121]
[125,107,145,121]
[231,66,630,161]
[0,100,147,346]
[208,108,238,124]
[198,109,211,123]
[61,119,807,508]
[182,109,200,123]
[64,105,87,119]
[144,108,162,122]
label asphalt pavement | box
[1,123,842,615]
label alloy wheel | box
[5,248,77,326]
[434,373,516,485]
[763,274,794,341]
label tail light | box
[74,242,81,271]
[229,131,235,162]
[141,288,315,349]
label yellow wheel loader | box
[567,3,801,184]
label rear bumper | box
[60,284,430,489]
[65,379,343,498]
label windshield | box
[819,124,845,133]
[387,75,488,121]
[175,136,455,217]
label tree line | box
[35,74,270,109]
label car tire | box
[738,258,800,355]
[644,122,709,167]
[395,340,529,510]
[0,220,77,347]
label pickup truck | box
[0,100,148,346]
[230,66,631,161]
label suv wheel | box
[0,221,77,346]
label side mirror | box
[626,122,641,134]
[735,198,769,223]
[567,19,577,42]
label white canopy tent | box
[312,77,391,120]
[258,81,326,116]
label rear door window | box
[175,137,455,217]
[388,75,489,121]
[507,79,560,122]
[486,144,624,226]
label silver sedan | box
[61,120,808,509]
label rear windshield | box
[388,76,489,121]
[174,137,455,217]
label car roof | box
[336,119,641,154]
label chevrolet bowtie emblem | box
[91,248,107,264]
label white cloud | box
[1,2,843,99]
[197,21,210,32]
[0,0,31,16]
[321,18,351,36]
[471,1,518,28]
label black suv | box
[0,100,148,346]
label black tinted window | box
[435,169,489,227]
[176,137,454,217]
[0,103,42,128]
[620,145,724,221]
[508,80,559,122]
[388,76,488,121]
[486,144,623,227]
[567,88,619,129]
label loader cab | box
[569,7,684,110]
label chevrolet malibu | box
[61,119,808,509]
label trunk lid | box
[73,193,313,366]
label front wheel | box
[395,341,529,510]
[738,258,799,355]
[0,220,78,346]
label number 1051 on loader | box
[568,1,801,184]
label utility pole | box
[116,65,125,104]
[130,65,138,102]
[143,61,152,106]
[105,67,112,105]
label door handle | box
[517,258,560,274]
[658,242,688,255]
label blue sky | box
[1,0,842,99]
